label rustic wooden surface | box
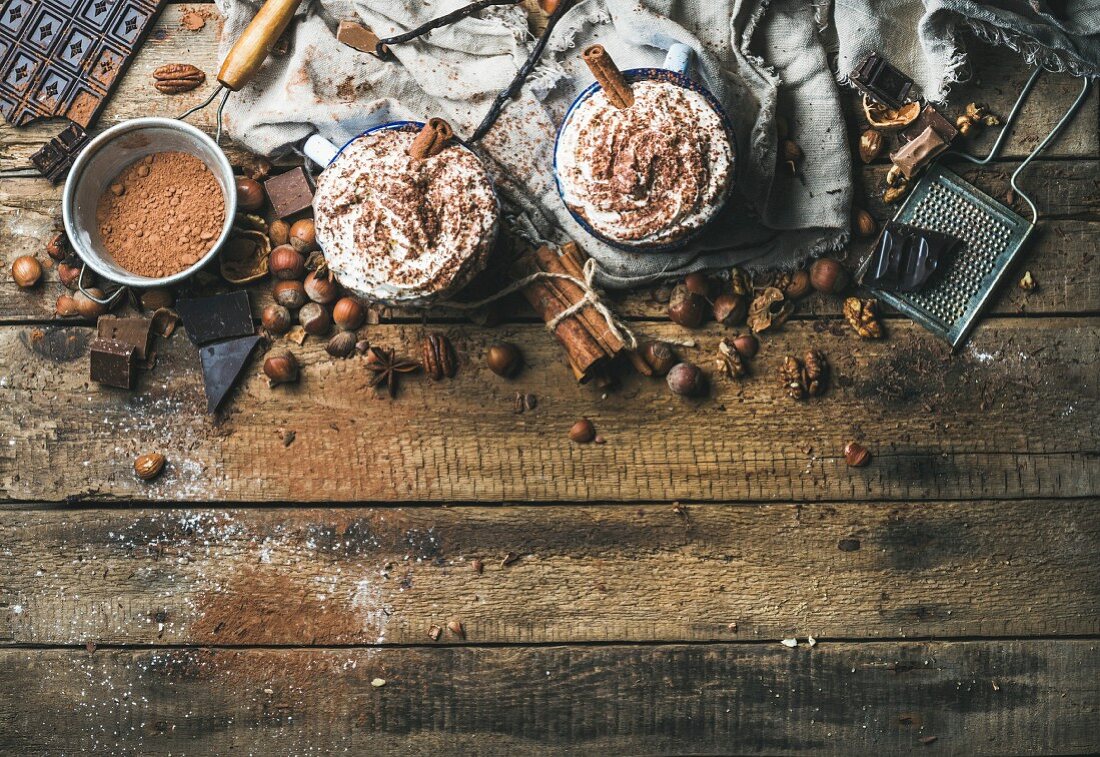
[0,2,1097,755]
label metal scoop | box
[858,69,1092,348]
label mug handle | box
[304,134,339,167]
[663,43,694,77]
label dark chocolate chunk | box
[264,167,315,218]
[890,126,948,179]
[176,291,254,345]
[31,122,89,184]
[0,0,168,128]
[863,222,960,292]
[89,337,137,389]
[97,316,153,361]
[900,104,958,144]
[850,52,913,110]
[200,335,261,412]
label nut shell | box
[46,232,69,262]
[712,293,747,326]
[844,442,871,467]
[134,452,166,481]
[668,284,707,328]
[640,341,677,376]
[57,262,82,290]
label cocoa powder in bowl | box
[95,151,225,279]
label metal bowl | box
[62,117,237,289]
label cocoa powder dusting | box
[96,151,225,278]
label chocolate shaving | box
[582,45,634,109]
[408,118,454,160]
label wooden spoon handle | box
[217,0,301,91]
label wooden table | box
[2,3,1098,754]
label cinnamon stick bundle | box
[582,45,634,109]
[408,118,454,160]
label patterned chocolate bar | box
[0,0,166,127]
[30,120,87,183]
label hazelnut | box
[304,270,339,304]
[73,288,108,318]
[569,418,596,443]
[844,441,871,468]
[784,270,812,300]
[140,289,174,311]
[134,452,166,481]
[298,302,331,336]
[273,279,307,309]
[668,284,707,328]
[683,272,713,298]
[11,255,42,288]
[261,303,292,335]
[234,176,265,212]
[640,341,677,376]
[289,219,318,254]
[853,208,877,239]
[55,294,80,317]
[270,245,305,280]
[326,330,357,358]
[712,292,747,326]
[264,350,300,385]
[57,262,82,290]
[858,130,884,163]
[269,219,291,247]
[733,333,759,359]
[486,343,522,377]
[809,258,849,295]
[666,362,706,397]
[332,297,365,331]
[45,232,69,262]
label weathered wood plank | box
[1,641,1097,755]
[1,317,1096,503]
[3,159,1097,323]
[2,501,1096,646]
[2,5,1096,175]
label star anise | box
[365,346,420,398]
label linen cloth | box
[215,0,1098,289]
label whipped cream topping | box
[556,79,733,248]
[313,129,498,304]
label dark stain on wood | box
[20,326,89,363]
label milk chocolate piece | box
[337,20,388,57]
[97,316,153,360]
[890,126,947,179]
[199,335,261,412]
[900,104,958,144]
[863,222,959,292]
[850,52,913,110]
[264,167,315,219]
[31,122,89,184]
[89,337,137,389]
[176,291,254,345]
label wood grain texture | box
[2,159,1097,324]
[1,318,1096,503]
[1,5,1096,174]
[2,641,1098,755]
[2,501,1097,646]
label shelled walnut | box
[716,337,747,379]
[843,297,884,339]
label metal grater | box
[858,69,1092,348]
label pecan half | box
[153,63,206,94]
[843,297,884,339]
[422,332,457,381]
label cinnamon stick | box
[582,45,634,109]
[538,244,623,358]
[408,118,454,160]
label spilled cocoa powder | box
[96,151,225,278]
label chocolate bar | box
[0,0,168,127]
[336,20,388,57]
[863,222,959,292]
[200,335,261,412]
[890,126,948,179]
[97,316,153,361]
[264,167,315,219]
[176,291,254,345]
[900,104,958,144]
[89,337,136,389]
[850,53,913,110]
[30,122,89,184]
